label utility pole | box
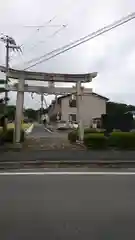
[14,74,25,144]
[3,38,9,131]
[0,35,22,131]
[5,38,9,108]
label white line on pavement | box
[25,124,34,134]
[44,127,53,133]
[1,172,135,176]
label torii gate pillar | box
[76,81,84,141]
[14,75,25,144]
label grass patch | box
[7,123,31,130]
[0,123,31,133]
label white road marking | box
[44,127,53,133]
[0,172,135,176]
[25,124,34,134]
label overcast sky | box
[0,0,135,109]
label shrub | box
[68,130,78,143]
[109,132,135,149]
[84,128,105,134]
[84,133,108,149]
[68,129,135,150]
[84,128,98,134]
[68,128,105,144]
[1,128,25,143]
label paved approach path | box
[28,124,53,138]
[0,169,135,239]
[24,123,73,150]
[27,124,68,139]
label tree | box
[102,101,135,132]
[0,79,10,126]
[106,101,135,115]
[24,108,48,121]
[6,105,16,121]
[0,79,9,102]
[24,108,38,121]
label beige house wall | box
[61,94,106,127]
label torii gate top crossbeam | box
[0,65,97,82]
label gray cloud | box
[0,0,135,108]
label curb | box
[1,160,135,170]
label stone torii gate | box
[0,66,97,143]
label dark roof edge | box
[92,92,109,101]
[57,92,109,101]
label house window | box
[69,94,76,107]
[56,112,61,121]
[69,114,76,122]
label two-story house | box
[48,90,108,127]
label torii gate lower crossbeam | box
[11,71,97,144]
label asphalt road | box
[28,124,68,139]
[28,124,53,138]
[0,169,135,239]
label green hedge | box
[84,128,105,134]
[68,128,104,143]
[68,130,78,143]
[0,129,25,143]
[84,128,98,134]
[84,132,135,150]
[68,128,105,143]
[84,133,108,149]
[68,129,135,150]
[109,132,135,149]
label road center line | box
[0,172,135,176]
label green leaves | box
[0,88,8,93]
[0,97,9,104]
[0,79,6,84]
[0,79,8,93]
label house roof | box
[47,92,108,111]
[57,92,109,101]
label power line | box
[20,17,57,49]
[25,25,67,57]
[28,24,67,51]
[31,93,48,108]
[9,17,57,62]
[10,24,67,64]
[22,24,67,28]
[24,12,135,70]
[0,24,66,28]
[9,23,67,64]
[21,24,68,66]
[12,0,76,52]
[9,17,58,63]
[10,0,78,65]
